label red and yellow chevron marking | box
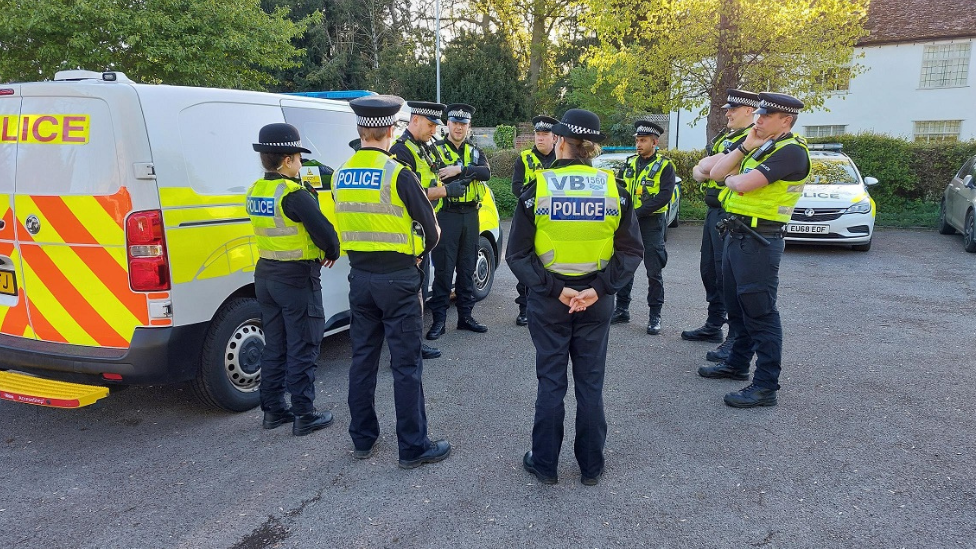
[0,238,34,339]
[12,188,149,348]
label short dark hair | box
[357,126,389,141]
[259,152,292,171]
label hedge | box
[494,125,516,150]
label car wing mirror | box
[964,174,975,188]
[864,176,879,186]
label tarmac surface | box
[2,222,975,548]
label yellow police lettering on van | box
[0,115,90,144]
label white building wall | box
[668,37,976,151]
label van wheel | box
[964,210,976,253]
[473,235,495,302]
[937,200,956,235]
[192,298,263,412]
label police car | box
[591,150,682,231]
[785,145,878,252]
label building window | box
[920,43,971,88]
[804,125,847,138]
[914,120,962,142]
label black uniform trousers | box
[429,207,479,320]
[700,206,729,326]
[255,277,324,416]
[347,266,432,460]
[527,288,613,480]
[722,231,785,390]
[515,282,528,314]
[616,213,667,316]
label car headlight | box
[845,199,871,214]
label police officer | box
[610,119,676,335]
[512,115,558,326]
[697,92,810,408]
[684,89,760,360]
[507,109,642,486]
[426,103,492,341]
[334,95,451,467]
[246,123,341,436]
[390,101,453,360]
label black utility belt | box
[728,218,785,237]
[442,201,480,212]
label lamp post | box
[435,0,441,103]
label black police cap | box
[634,118,664,137]
[350,95,404,127]
[253,123,311,154]
[551,109,607,143]
[755,92,804,115]
[532,115,559,133]
[407,101,446,123]
[722,89,761,109]
[446,103,475,123]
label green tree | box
[440,31,529,126]
[584,0,869,144]
[0,0,314,88]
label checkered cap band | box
[412,107,442,118]
[263,140,303,148]
[449,109,472,119]
[635,123,661,136]
[534,122,554,132]
[357,114,398,127]
[759,99,800,114]
[728,94,760,108]
[563,122,601,136]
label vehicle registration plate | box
[0,269,16,296]
[786,224,829,234]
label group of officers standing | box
[243,87,811,484]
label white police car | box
[592,150,682,230]
[785,145,878,251]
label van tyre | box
[473,235,495,302]
[937,199,956,235]
[965,210,976,253]
[192,297,264,412]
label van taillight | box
[126,210,170,291]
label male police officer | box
[334,95,451,467]
[426,103,492,341]
[390,101,455,360]
[247,123,341,436]
[611,119,676,335]
[697,92,810,408]
[684,89,760,359]
[511,115,559,326]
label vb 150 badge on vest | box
[541,170,610,221]
[335,168,384,190]
[246,197,275,217]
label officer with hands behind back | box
[512,115,559,327]
[507,109,643,486]
[333,95,451,468]
[246,123,341,436]
[610,119,675,335]
[697,92,810,408]
[425,103,492,341]
[684,89,760,360]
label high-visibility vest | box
[723,136,810,225]
[533,165,622,276]
[520,148,551,188]
[621,153,672,214]
[246,177,323,261]
[437,140,486,203]
[332,149,425,255]
[705,125,751,192]
[398,137,439,190]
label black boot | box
[292,410,334,436]
[422,343,441,359]
[706,334,735,363]
[697,362,750,380]
[610,308,630,324]
[262,409,294,430]
[646,316,662,335]
[681,322,724,342]
[516,308,528,326]
[457,316,488,333]
[724,384,777,408]
[426,318,446,340]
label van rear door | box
[0,88,30,339]
[13,88,150,348]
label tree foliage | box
[584,0,870,143]
[439,31,529,126]
[0,0,314,88]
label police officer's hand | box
[558,287,579,309]
[741,127,766,153]
[321,258,336,268]
[640,185,652,201]
[445,180,466,198]
[439,165,463,179]
[569,288,598,313]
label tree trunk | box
[707,1,741,147]
[527,0,548,108]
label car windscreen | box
[808,158,859,185]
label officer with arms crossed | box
[390,101,452,360]
[334,95,451,467]
[697,92,810,408]
[511,115,559,326]
[507,109,642,486]
[425,103,492,341]
[246,123,341,436]
[684,89,760,360]
[610,119,676,335]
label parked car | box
[784,146,878,252]
[937,154,976,252]
[591,151,682,232]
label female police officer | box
[247,123,341,436]
[506,109,643,486]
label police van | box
[0,71,501,411]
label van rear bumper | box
[0,323,208,386]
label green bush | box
[494,125,516,149]
[488,148,519,180]
[486,177,517,218]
